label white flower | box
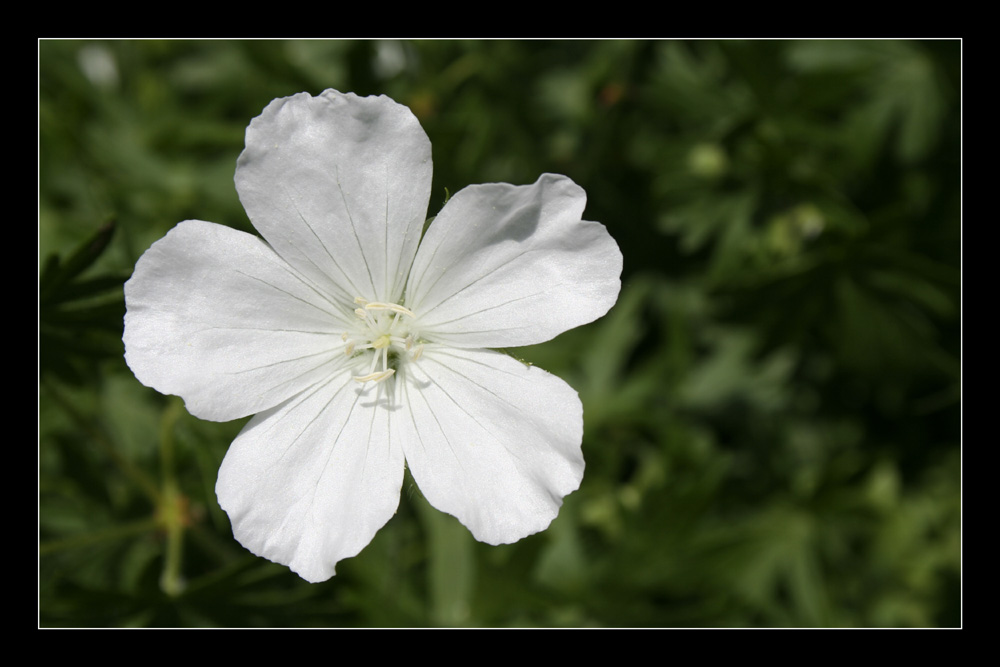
[123,90,622,583]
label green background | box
[39,39,961,627]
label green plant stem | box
[158,398,186,597]
[411,471,475,627]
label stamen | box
[353,369,395,383]
[344,297,422,385]
[365,302,415,318]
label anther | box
[365,302,416,318]
[353,369,395,384]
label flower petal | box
[396,347,584,545]
[124,220,351,422]
[235,90,432,304]
[216,371,404,583]
[405,173,622,348]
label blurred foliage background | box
[39,39,961,627]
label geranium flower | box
[123,90,622,582]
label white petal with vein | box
[236,90,432,303]
[395,347,584,545]
[405,173,622,348]
[216,372,404,583]
[124,220,351,422]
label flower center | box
[343,297,423,384]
